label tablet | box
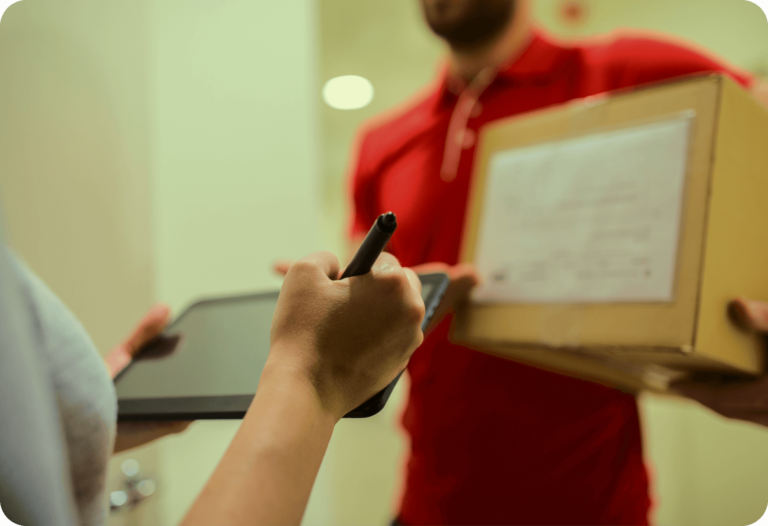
[115,273,449,421]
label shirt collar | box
[433,30,570,110]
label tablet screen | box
[115,292,278,400]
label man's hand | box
[673,298,768,427]
[273,259,478,335]
[268,251,425,419]
[105,304,191,453]
[410,262,478,333]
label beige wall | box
[533,0,768,74]
[0,2,161,525]
[148,1,323,524]
[0,0,154,354]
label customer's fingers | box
[125,304,172,355]
[273,260,295,276]
[105,303,171,378]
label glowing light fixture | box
[322,75,374,110]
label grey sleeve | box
[0,245,79,526]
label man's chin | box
[430,23,511,52]
[423,0,516,51]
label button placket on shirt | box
[440,70,495,182]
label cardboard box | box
[454,74,768,392]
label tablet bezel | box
[116,273,449,421]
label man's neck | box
[448,16,532,83]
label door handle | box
[109,459,156,512]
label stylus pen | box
[340,211,397,280]
[341,212,398,418]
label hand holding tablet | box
[116,213,451,421]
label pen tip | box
[378,212,397,233]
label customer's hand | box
[105,304,191,453]
[672,298,768,427]
[268,251,425,419]
[104,304,172,379]
[273,260,478,335]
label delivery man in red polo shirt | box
[345,0,768,524]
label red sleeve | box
[604,36,753,91]
[347,130,378,240]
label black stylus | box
[340,212,397,280]
[342,212,400,418]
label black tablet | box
[115,273,449,421]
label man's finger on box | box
[730,298,768,332]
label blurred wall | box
[0,0,154,355]
[534,0,768,74]
[148,1,323,524]
[0,1,161,524]
[318,0,443,258]
[150,0,322,310]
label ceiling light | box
[322,75,374,110]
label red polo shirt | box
[350,31,751,526]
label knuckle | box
[290,260,316,275]
[316,250,338,265]
[409,298,426,324]
[413,329,425,348]
[379,269,408,294]
[377,251,400,266]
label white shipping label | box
[473,116,692,304]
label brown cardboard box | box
[454,74,768,392]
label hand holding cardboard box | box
[454,74,768,394]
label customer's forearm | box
[181,357,336,526]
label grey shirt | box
[0,245,116,526]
